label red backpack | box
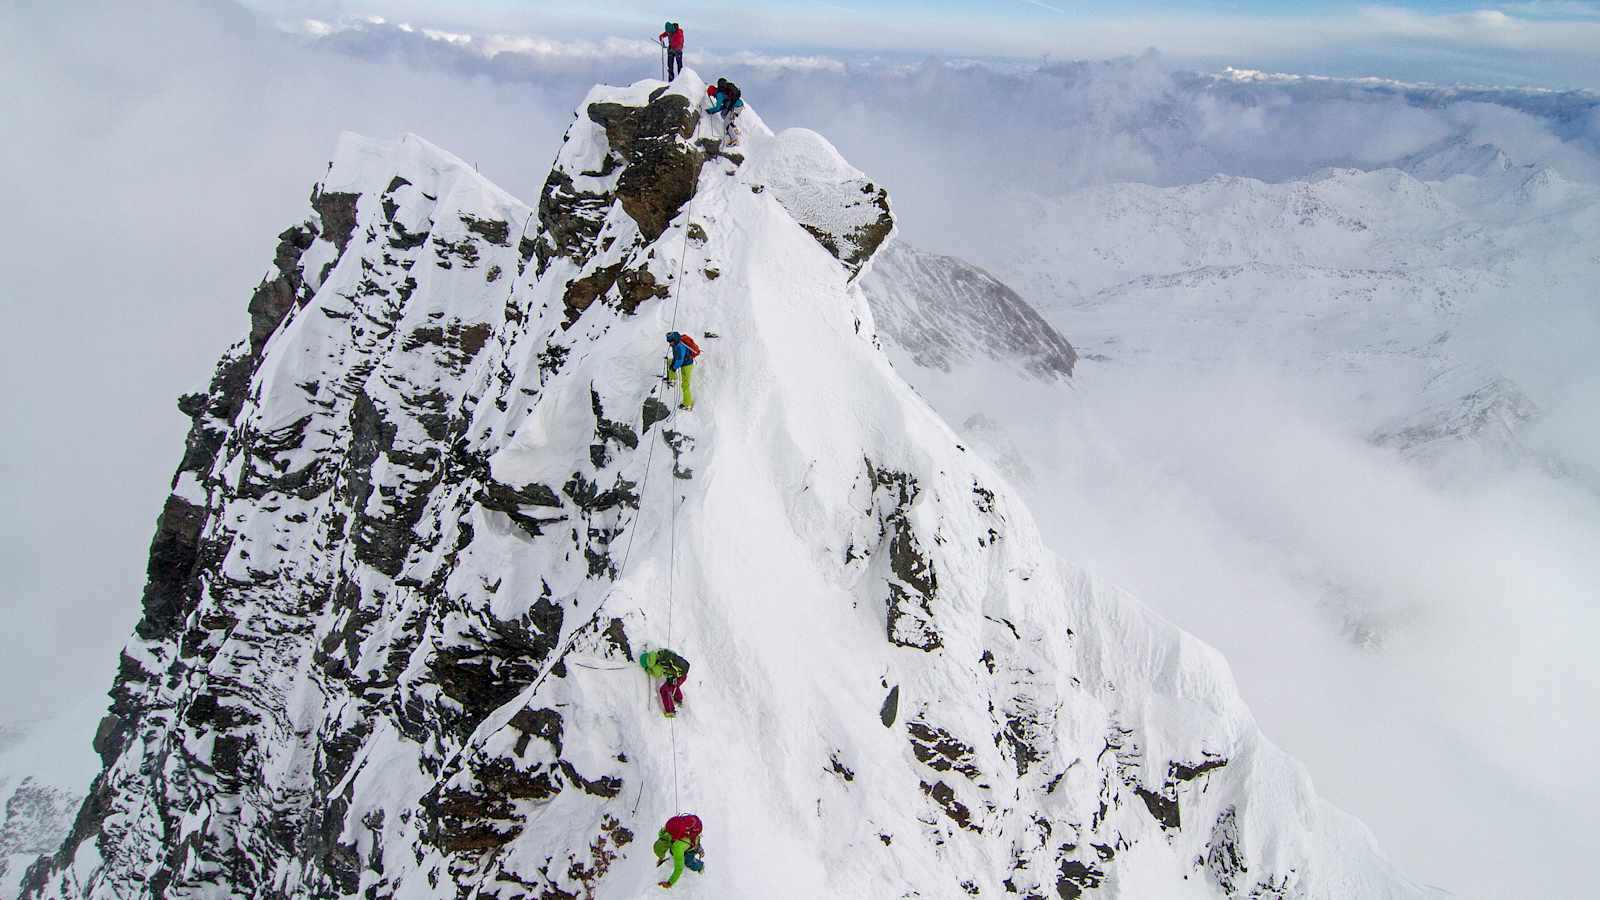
[679,334,701,360]
[664,814,702,842]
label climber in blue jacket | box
[666,332,699,410]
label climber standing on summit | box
[654,813,706,889]
[665,332,700,411]
[658,22,685,81]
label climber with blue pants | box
[665,332,699,410]
[654,813,706,888]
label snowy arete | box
[21,73,1427,900]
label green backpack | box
[656,649,691,679]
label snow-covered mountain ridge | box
[861,243,1076,381]
[22,74,1422,899]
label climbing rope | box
[660,110,705,820]
[504,111,708,837]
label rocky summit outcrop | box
[26,76,1421,900]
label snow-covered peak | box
[23,81,1422,900]
[861,241,1076,379]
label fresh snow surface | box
[861,241,1076,380]
[27,76,1426,900]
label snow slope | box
[861,241,1076,381]
[23,74,1424,900]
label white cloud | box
[240,0,1600,89]
[1360,4,1600,51]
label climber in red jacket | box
[654,813,706,888]
[658,22,685,81]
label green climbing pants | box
[654,834,691,887]
[669,364,694,409]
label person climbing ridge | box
[658,22,685,81]
[654,813,706,889]
[639,648,692,717]
[665,332,700,411]
[704,78,744,145]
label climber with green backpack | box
[639,648,691,717]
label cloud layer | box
[242,0,1600,89]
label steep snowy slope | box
[24,74,1423,900]
[861,242,1076,380]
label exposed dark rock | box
[562,473,640,514]
[536,169,610,271]
[880,684,900,727]
[663,428,695,480]
[590,389,639,468]
[615,266,670,314]
[480,478,565,537]
[563,263,623,326]
[401,320,494,373]
[1136,786,1181,830]
[539,343,571,378]
[908,721,981,780]
[1002,707,1046,777]
[586,93,705,242]
[867,461,941,650]
[1138,756,1229,831]
[1203,806,1248,895]
[921,781,978,832]
[642,396,671,433]
[433,599,564,732]
[603,617,633,660]
[246,223,315,353]
[460,214,511,246]
[1055,855,1105,900]
[829,753,856,782]
[313,189,360,256]
[558,761,623,798]
[433,236,481,269]
[135,493,207,642]
[345,392,443,577]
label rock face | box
[862,241,1077,379]
[26,75,1422,900]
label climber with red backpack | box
[665,332,700,410]
[653,813,706,888]
[658,23,685,81]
